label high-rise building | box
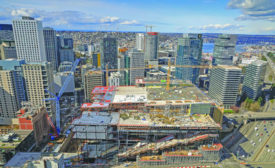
[0,70,20,118]
[136,33,145,51]
[59,48,74,63]
[0,24,13,41]
[109,72,122,86]
[0,59,26,108]
[118,50,130,86]
[100,35,118,85]
[88,44,96,56]
[242,60,267,100]
[57,35,74,66]
[84,70,103,101]
[22,62,55,115]
[58,61,73,72]
[0,40,17,60]
[100,35,118,70]
[175,34,203,84]
[12,16,46,62]
[62,35,73,49]
[81,64,93,89]
[0,24,16,60]
[129,49,145,85]
[208,65,241,108]
[43,27,58,70]
[92,52,100,68]
[144,32,158,61]
[213,34,237,65]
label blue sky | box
[0,0,274,34]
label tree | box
[249,102,260,112]
[257,97,263,105]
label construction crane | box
[44,59,80,134]
[145,25,154,32]
[86,64,219,89]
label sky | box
[0,0,274,34]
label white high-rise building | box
[12,16,46,62]
[136,33,144,51]
[208,65,241,108]
[22,62,55,115]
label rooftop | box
[5,152,41,167]
[119,112,220,128]
[146,84,209,101]
[72,111,119,126]
[113,86,147,103]
[251,60,267,66]
[0,130,32,149]
[217,65,241,70]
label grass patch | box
[224,109,235,114]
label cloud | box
[192,24,243,30]
[120,20,142,26]
[11,8,36,17]
[227,0,275,22]
[100,16,120,23]
[0,8,142,29]
[263,27,275,32]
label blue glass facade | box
[175,34,202,84]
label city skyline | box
[0,0,274,34]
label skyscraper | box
[43,27,58,70]
[144,32,158,61]
[0,59,26,107]
[208,65,241,108]
[0,40,17,60]
[136,33,145,51]
[175,34,203,84]
[0,71,20,118]
[129,49,145,85]
[22,62,55,115]
[0,24,17,60]
[84,70,103,102]
[0,24,13,41]
[0,59,25,118]
[118,50,130,86]
[213,34,237,65]
[12,16,46,62]
[57,35,74,65]
[242,60,267,100]
[100,35,118,70]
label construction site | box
[60,83,224,167]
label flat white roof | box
[72,111,119,125]
[113,86,147,103]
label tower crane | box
[44,59,80,135]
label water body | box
[203,43,247,53]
